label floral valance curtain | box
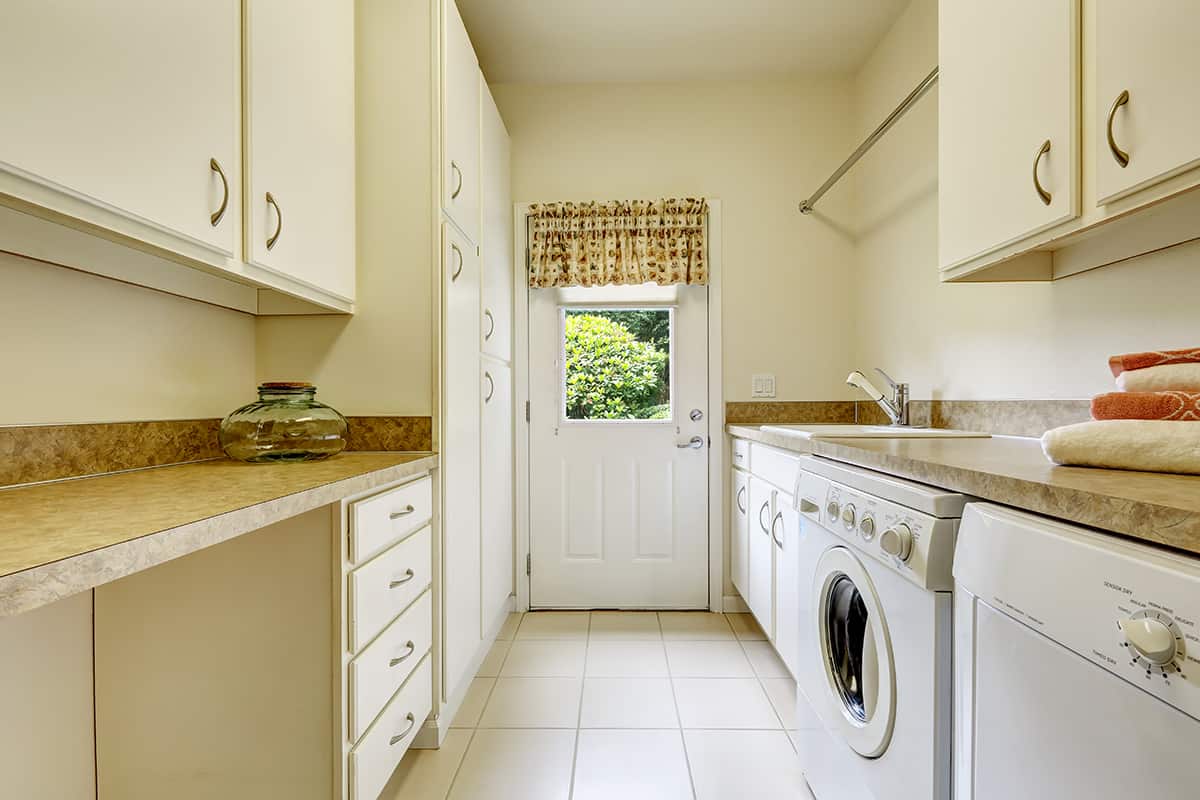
[528,198,709,288]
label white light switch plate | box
[751,374,776,398]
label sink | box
[758,424,990,440]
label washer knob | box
[826,500,840,520]
[880,524,914,562]
[841,504,857,529]
[1120,617,1178,666]
[859,516,876,540]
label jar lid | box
[259,381,315,390]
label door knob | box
[676,436,705,450]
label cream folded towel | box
[1042,420,1200,475]
[1117,363,1200,393]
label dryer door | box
[815,546,896,758]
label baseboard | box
[722,594,749,613]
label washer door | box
[814,546,896,758]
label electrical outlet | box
[751,373,776,398]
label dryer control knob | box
[880,524,913,562]
[826,500,840,520]
[859,516,876,540]
[1120,618,1178,666]
[840,504,857,529]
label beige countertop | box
[728,425,1200,556]
[0,452,438,617]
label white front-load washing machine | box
[793,457,966,800]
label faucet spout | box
[846,369,909,426]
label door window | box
[825,573,873,723]
[560,308,673,422]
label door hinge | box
[525,401,530,422]
[526,553,532,576]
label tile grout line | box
[731,622,793,737]
[441,613,524,800]
[664,611,708,800]
[565,613,593,800]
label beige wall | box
[255,0,435,417]
[492,79,860,403]
[0,252,254,425]
[853,0,1200,401]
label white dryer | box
[793,457,966,800]
[954,503,1200,798]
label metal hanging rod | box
[798,66,939,215]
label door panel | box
[529,285,709,608]
[772,493,800,678]
[480,82,513,362]
[481,362,513,634]
[939,0,1079,270]
[442,0,481,244]
[1095,1,1200,204]
[0,0,238,260]
[747,478,775,636]
[731,468,750,599]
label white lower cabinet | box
[747,475,775,638]
[731,467,750,597]
[771,492,800,678]
[481,361,514,635]
[349,655,433,800]
[349,591,433,741]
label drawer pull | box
[389,569,416,589]
[390,505,416,520]
[389,640,417,667]
[389,713,416,746]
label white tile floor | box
[383,611,810,800]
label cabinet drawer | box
[349,656,432,800]
[349,590,432,742]
[349,526,432,652]
[749,443,800,492]
[350,475,433,564]
[732,438,750,471]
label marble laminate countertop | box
[0,452,438,617]
[728,425,1200,556]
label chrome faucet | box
[846,369,909,426]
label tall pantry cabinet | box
[437,0,516,742]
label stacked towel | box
[1043,346,1200,474]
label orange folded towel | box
[1091,391,1200,421]
[1109,347,1200,377]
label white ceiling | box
[456,0,909,84]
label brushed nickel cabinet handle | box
[389,641,416,667]
[484,371,495,403]
[209,158,228,226]
[389,569,415,589]
[736,485,747,514]
[450,242,463,281]
[1107,89,1131,168]
[265,192,283,250]
[389,713,416,746]
[390,505,415,520]
[758,501,771,535]
[484,309,495,340]
[450,160,463,199]
[1033,139,1052,206]
[771,512,785,549]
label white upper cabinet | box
[1094,2,1200,205]
[0,0,240,264]
[480,81,513,362]
[442,0,482,245]
[939,0,1080,272]
[245,0,356,303]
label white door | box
[245,0,356,301]
[528,284,709,608]
[1094,1,1200,205]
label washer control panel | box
[807,474,958,591]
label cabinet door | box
[245,0,356,301]
[480,362,514,636]
[730,469,750,599]
[939,0,1079,271]
[771,494,800,679]
[442,0,481,244]
[1095,2,1200,205]
[480,81,513,362]
[442,222,482,699]
[746,477,775,637]
[0,0,238,263]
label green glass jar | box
[219,382,349,463]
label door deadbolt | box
[689,408,704,422]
